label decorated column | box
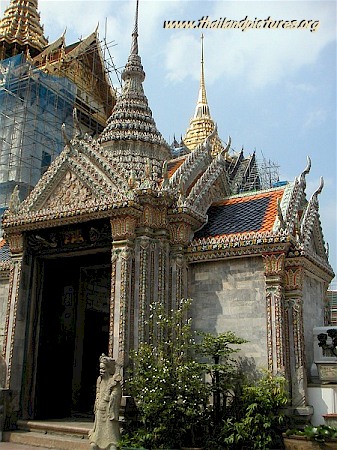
[2,233,23,390]
[136,235,150,343]
[263,253,287,376]
[168,219,190,310]
[134,201,170,345]
[285,266,308,408]
[109,215,137,370]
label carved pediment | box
[43,170,94,209]
[303,215,328,262]
[2,136,136,229]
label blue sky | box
[2,0,336,285]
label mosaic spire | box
[99,0,169,154]
[0,0,48,60]
[183,35,224,156]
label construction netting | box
[0,53,76,206]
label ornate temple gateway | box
[0,0,334,428]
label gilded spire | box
[0,0,48,60]
[99,0,170,157]
[183,35,224,156]
[194,34,210,118]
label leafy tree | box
[195,331,248,426]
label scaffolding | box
[0,53,76,206]
[227,150,261,194]
[0,33,118,209]
[258,154,280,190]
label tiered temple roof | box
[98,0,171,185]
[33,31,116,125]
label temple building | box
[0,0,334,440]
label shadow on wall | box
[236,355,261,383]
[190,271,223,337]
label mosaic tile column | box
[263,253,287,376]
[156,237,170,312]
[109,216,136,370]
[285,267,308,407]
[2,233,23,389]
[133,202,171,346]
[132,233,170,347]
[136,235,150,344]
[168,221,190,310]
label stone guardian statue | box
[89,354,122,450]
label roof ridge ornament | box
[311,176,324,201]
[277,198,286,230]
[300,176,326,254]
[298,155,311,188]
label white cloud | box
[163,1,336,88]
[302,108,328,130]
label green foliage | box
[121,299,288,450]
[221,372,289,449]
[286,424,337,442]
[122,299,209,449]
[195,331,248,361]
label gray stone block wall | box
[302,274,326,381]
[189,256,268,371]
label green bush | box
[221,372,288,449]
[121,299,209,449]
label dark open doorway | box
[34,252,110,419]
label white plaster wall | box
[308,385,337,426]
[189,256,268,371]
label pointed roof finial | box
[183,34,224,155]
[99,0,170,158]
[131,0,139,56]
[194,33,210,118]
[119,0,144,84]
[200,34,207,104]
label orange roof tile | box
[167,158,185,178]
[196,187,286,238]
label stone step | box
[2,419,93,449]
[17,419,93,437]
[3,430,90,449]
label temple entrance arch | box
[33,251,111,419]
